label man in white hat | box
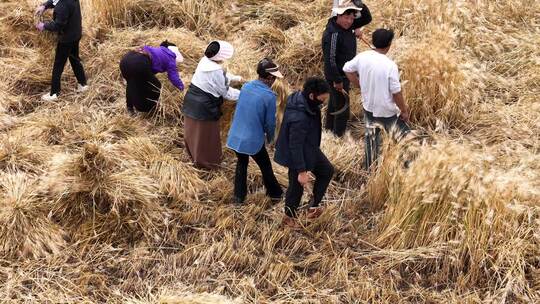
[322,0,372,137]
[226,58,284,205]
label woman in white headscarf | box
[182,41,242,169]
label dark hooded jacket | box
[274,92,323,172]
[43,0,82,43]
[322,4,372,84]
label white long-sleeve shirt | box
[190,57,240,101]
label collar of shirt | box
[197,56,223,72]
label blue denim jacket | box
[226,80,277,155]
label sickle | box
[329,89,350,116]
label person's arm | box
[389,64,409,122]
[206,70,240,100]
[166,63,184,91]
[343,57,360,88]
[212,70,240,100]
[393,91,409,122]
[264,95,277,143]
[226,72,242,83]
[352,4,372,29]
[224,87,240,100]
[345,72,360,88]
[43,2,69,32]
[288,118,309,172]
[36,0,54,15]
[322,32,343,88]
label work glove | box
[226,73,242,82]
[228,75,243,82]
[36,22,45,32]
[35,5,46,16]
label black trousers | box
[284,150,334,218]
[51,40,87,95]
[119,51,161,113]
[325,81,350,137]
[364,110,411,170]
[234,146,282,201]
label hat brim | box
[269,70,284,78]
[332,6,362,15]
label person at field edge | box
[119,40,185,114]
[274,77,334,229]
[322,0,372,137]
[343,29,411,170]
[182,41,242,169]
[226,58,284,205]
[35,0,89,102]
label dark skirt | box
[184,116,222,169]
[119,51,161,112]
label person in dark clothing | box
[119,41,185,113]
[274,77,334,229]
[322,0,372,137]
[35,0,88,101]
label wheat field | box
[0,0,538,303]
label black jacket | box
[43,0,82,43]
[322,4,372,84]
[182,84,224,121]
[274,92,323,172]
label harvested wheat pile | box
[0,132,47,174]
[160,292,239,304]
[46,142,170,244]
[369,138,540,296]
[117,137,207,202]
[93,0,226,37]
[0,172,66,260]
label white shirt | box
[190,57,240,100]
[343,50,401,118]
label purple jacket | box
[143,46,184,90]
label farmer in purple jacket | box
[120,41,185,113]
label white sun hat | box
[167,46,184,63]
[332,0,363,15]
[208,41,234,61]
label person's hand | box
[298,171,312,187]
[333,81,343,91]
[354,28,363,39]
[35,5,46,16]
[400,110,410,123]
[230,75,243,82]
[36,22,45,32]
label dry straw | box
[396,27,475,129]
[0,0,538,302]
[92,0,226,37]
[0,172,66,260]
[370,138,540,295]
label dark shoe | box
[233,196,245,205]
[281,215,301,230]
[306,206,324,219]
[269,193,283,203]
